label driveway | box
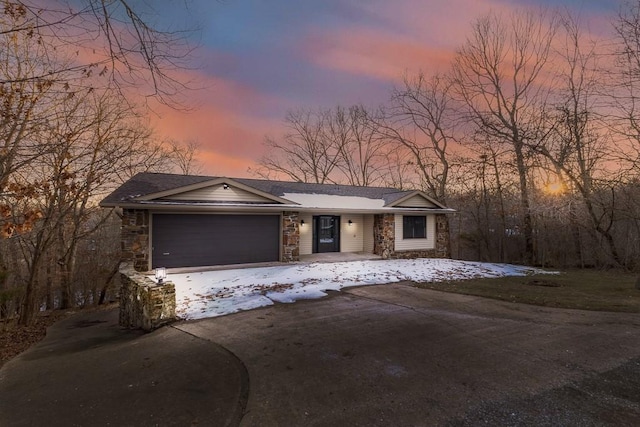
[177,283,640,426]
[2,282,639,426]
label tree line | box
[255,4,640,272]
[0,1,201,325]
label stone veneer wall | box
[374,213,451,259]
[119,263,176,331]
[434,214,451,258]
[121,209,150,272]
[373,213,395,258]
[282,211,300,262]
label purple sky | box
[147,0,622,177]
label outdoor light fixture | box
[300,219,305,226]
[223,183,230,190]
[155,267,167,284]
[348,220,353,226]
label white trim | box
[136,177,296,205]
[386,190,447,209]
[394,214,436,251]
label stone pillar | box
[435,214,451,258]
[119,263,176,331]
[121,209,150,272]
[282,211,300,262]
[373,214,395,259]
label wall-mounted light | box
[155,267,167,284]
[348,219,353,226]
[223,183,230,190]
[300,219,305,227]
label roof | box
[100,172,453,213]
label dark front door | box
[313,215,340,253]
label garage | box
[151,214,280,268]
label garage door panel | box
[152,214,280,268]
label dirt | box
[0,312,68,369]
[0,304,118,369]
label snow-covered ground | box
[163,259,552,320]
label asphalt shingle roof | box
[100,172,424,207]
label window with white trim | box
[403,215,427,239]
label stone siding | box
[121,209,150,272]
[373,214,395,259]
[374,213,451,259]
[435,214,451,258]
[119,263,176,331]
[282,211,300,262]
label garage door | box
[152,214,280,268]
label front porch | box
[299,251,382,263]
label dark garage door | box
[152,214,280,268]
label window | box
[403,215,426,239]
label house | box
[100,172,455,271]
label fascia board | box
[134,177,297,205]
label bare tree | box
[533,16,622,266]
[379,72,462,203]
[327,105,388,186]
[451,10,558,265]
[2,0,196,106]
[165,138,204,175]
[255,108,341,183]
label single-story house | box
[100,172,455,272]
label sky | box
[146,0,623,178]
[167,258,551,320]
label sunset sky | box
[147,0,623,177]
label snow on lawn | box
[165,258,552,320]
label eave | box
[101,200,456,215]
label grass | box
[414,269,640,313]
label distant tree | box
[451,10,559,265]
[165,138,204,175]
[378,72,462,203]
[329,105,388,186]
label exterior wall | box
[363,215,374,253]
[373,214,395,259]
[282,211,300,262]
[163,184,272,203]
[374,213,450,259]
[394,214,435,251]
[396,195,437,208]
[434,213,451,258]
[119,263,176,331]
[299,213,313,255]
[122,209,150,272]
[340,214,364,253]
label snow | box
[160,259,553,321]
[282,193,386,209]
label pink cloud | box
[148,71,286,177]
[304,28,456,82]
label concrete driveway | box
[2,282,639,426]
[177,282,640,426]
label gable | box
[133,177,296,205]
[394,194,438,208]
[162,183,275,203]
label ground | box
[2,282,638,426]
[0,303,118,369]
[0,311,68,369]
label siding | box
[396,195,436,208]
[340,215,364,252]
[363,214,374,253]
[299,213,313,255]
[163,184,273,203]
[394,214,435,251]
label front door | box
[313,215,340,253]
